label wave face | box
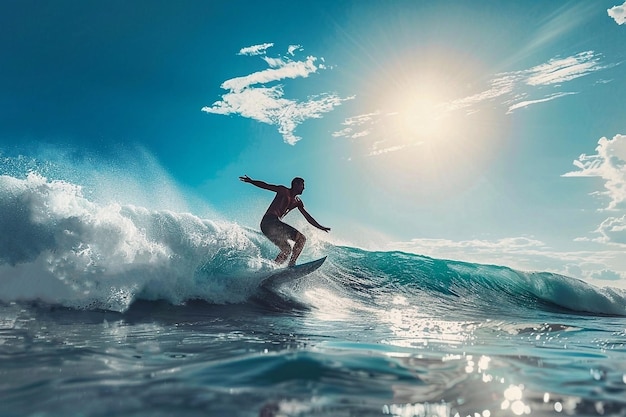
[1,173,625,316]
[325,247,626,317]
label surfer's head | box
[291,177,305,194]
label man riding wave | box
[239,175,330,266]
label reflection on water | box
[379,307,478,348]
[501,384,530,415]
[2,294,626,417]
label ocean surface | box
[2,172,626,417]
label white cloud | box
[222,56,319,93]
[595,215,626,245]
[563,134,626,210]
[288,44,302,56]
[564,134,626,251]
[608,2,626,25]
[204,85,347,145]
[261,56,288,69]
[203,44,352,145]
[238,43,274,56]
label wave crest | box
[0,173,273,311]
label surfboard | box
[261,256,327,287]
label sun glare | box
[358,55,504,197]
[382,77,465,155]
[398,96,450,144]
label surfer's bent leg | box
[289,232,306,267]
[260,215,301,265]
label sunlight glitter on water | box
[382,401,451,417]
[501,385,530,415]
[379,307,477,348]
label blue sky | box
[2,0,626,288]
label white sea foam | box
[0,173,275,311]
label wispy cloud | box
[608,1,626,25]
[238,43,274,56]
[506,92,578,113]
[221,55,319,93]
[446,74,517,112]
[203,44,351,145]
[526,52,604,85]
[331,111,385,140]
[368,143,416,157]
[449,51,605,114]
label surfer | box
[239,175,331,266]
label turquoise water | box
[1,173,626,416]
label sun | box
[397,96,451,145]
[354,48,504,187]
[360,62,504,195]
[381,76,463,153]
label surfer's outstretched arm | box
[239,175,281,192]
[298,205,331,232]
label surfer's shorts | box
[260,214,299,246]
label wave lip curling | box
[0,173,271,311]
